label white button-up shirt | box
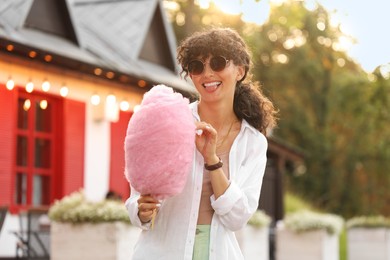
[125,101,268,260]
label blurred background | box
[0,0,389,259]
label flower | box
[283,210,344,235]
[346,215,390,229]
[48,190,130,224]
[248,210,271,228]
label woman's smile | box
[202,81,222,92]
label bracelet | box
[204,157,223,171]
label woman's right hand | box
[137,194,160,223]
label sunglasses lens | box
[188,56,228,75]
[210,56,227,72]
[188,60,204,75]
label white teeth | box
[203,82,221,87]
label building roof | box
[0,0,193,93]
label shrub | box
[248,210,272,228]
[48,190,130,224]
[346,215,390,229]
[283,210,344,235]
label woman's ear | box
[237,66,245,81]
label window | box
[14,92,59,208]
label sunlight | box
[269,0,287,6]
[379,64,390,79]
[197,0,210,9]
[241,0,270,25]
[199,0,270,25]
[213,0,241,15]
[332,35,353,52]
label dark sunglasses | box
[187,56,230,75]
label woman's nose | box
[203,62,214,76]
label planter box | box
[51,222,141,260]
[237,226,269,260]
[347,228,390,260]
[276,227,339,260]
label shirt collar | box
[189,101,258,135]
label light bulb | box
[26,81,34,93]
[60,85,69,97]
[41,80,50,92]
[23,99,31,111]
[120,100,130,111]
[40,100,48,110]
[91,94,100,105]
[6,78,14,90]
[106,94,116,104]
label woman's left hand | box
[195,121,218,164]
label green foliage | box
[247,0,390,218]
[164,0,246,43]
[284,192,315,214]
[48,190,131,224]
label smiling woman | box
[125,27,277,260]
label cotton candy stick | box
[151,209,157,230]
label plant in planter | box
[48,190,139,260]
[237,210,271,260]
[276,210,344,260]
[346,215,390,260]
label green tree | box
[251,1,390,217]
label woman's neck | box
[197,100,237,130]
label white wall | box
[0,213,20,257]
[84,101,111,202]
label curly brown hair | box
[177,27,277,134]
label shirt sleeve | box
[210,132,268,231]
[125,186,152,230]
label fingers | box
[195,121,217,137]
[137,195,161,223]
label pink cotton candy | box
[124,84,195,200]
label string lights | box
[1,44,142,115]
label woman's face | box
[189,55,244,103]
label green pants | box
[193,225,211,260]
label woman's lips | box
[203,81,222,92]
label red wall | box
[0,85,17,206]
[61,99,86,196]
[110,111,132,200]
